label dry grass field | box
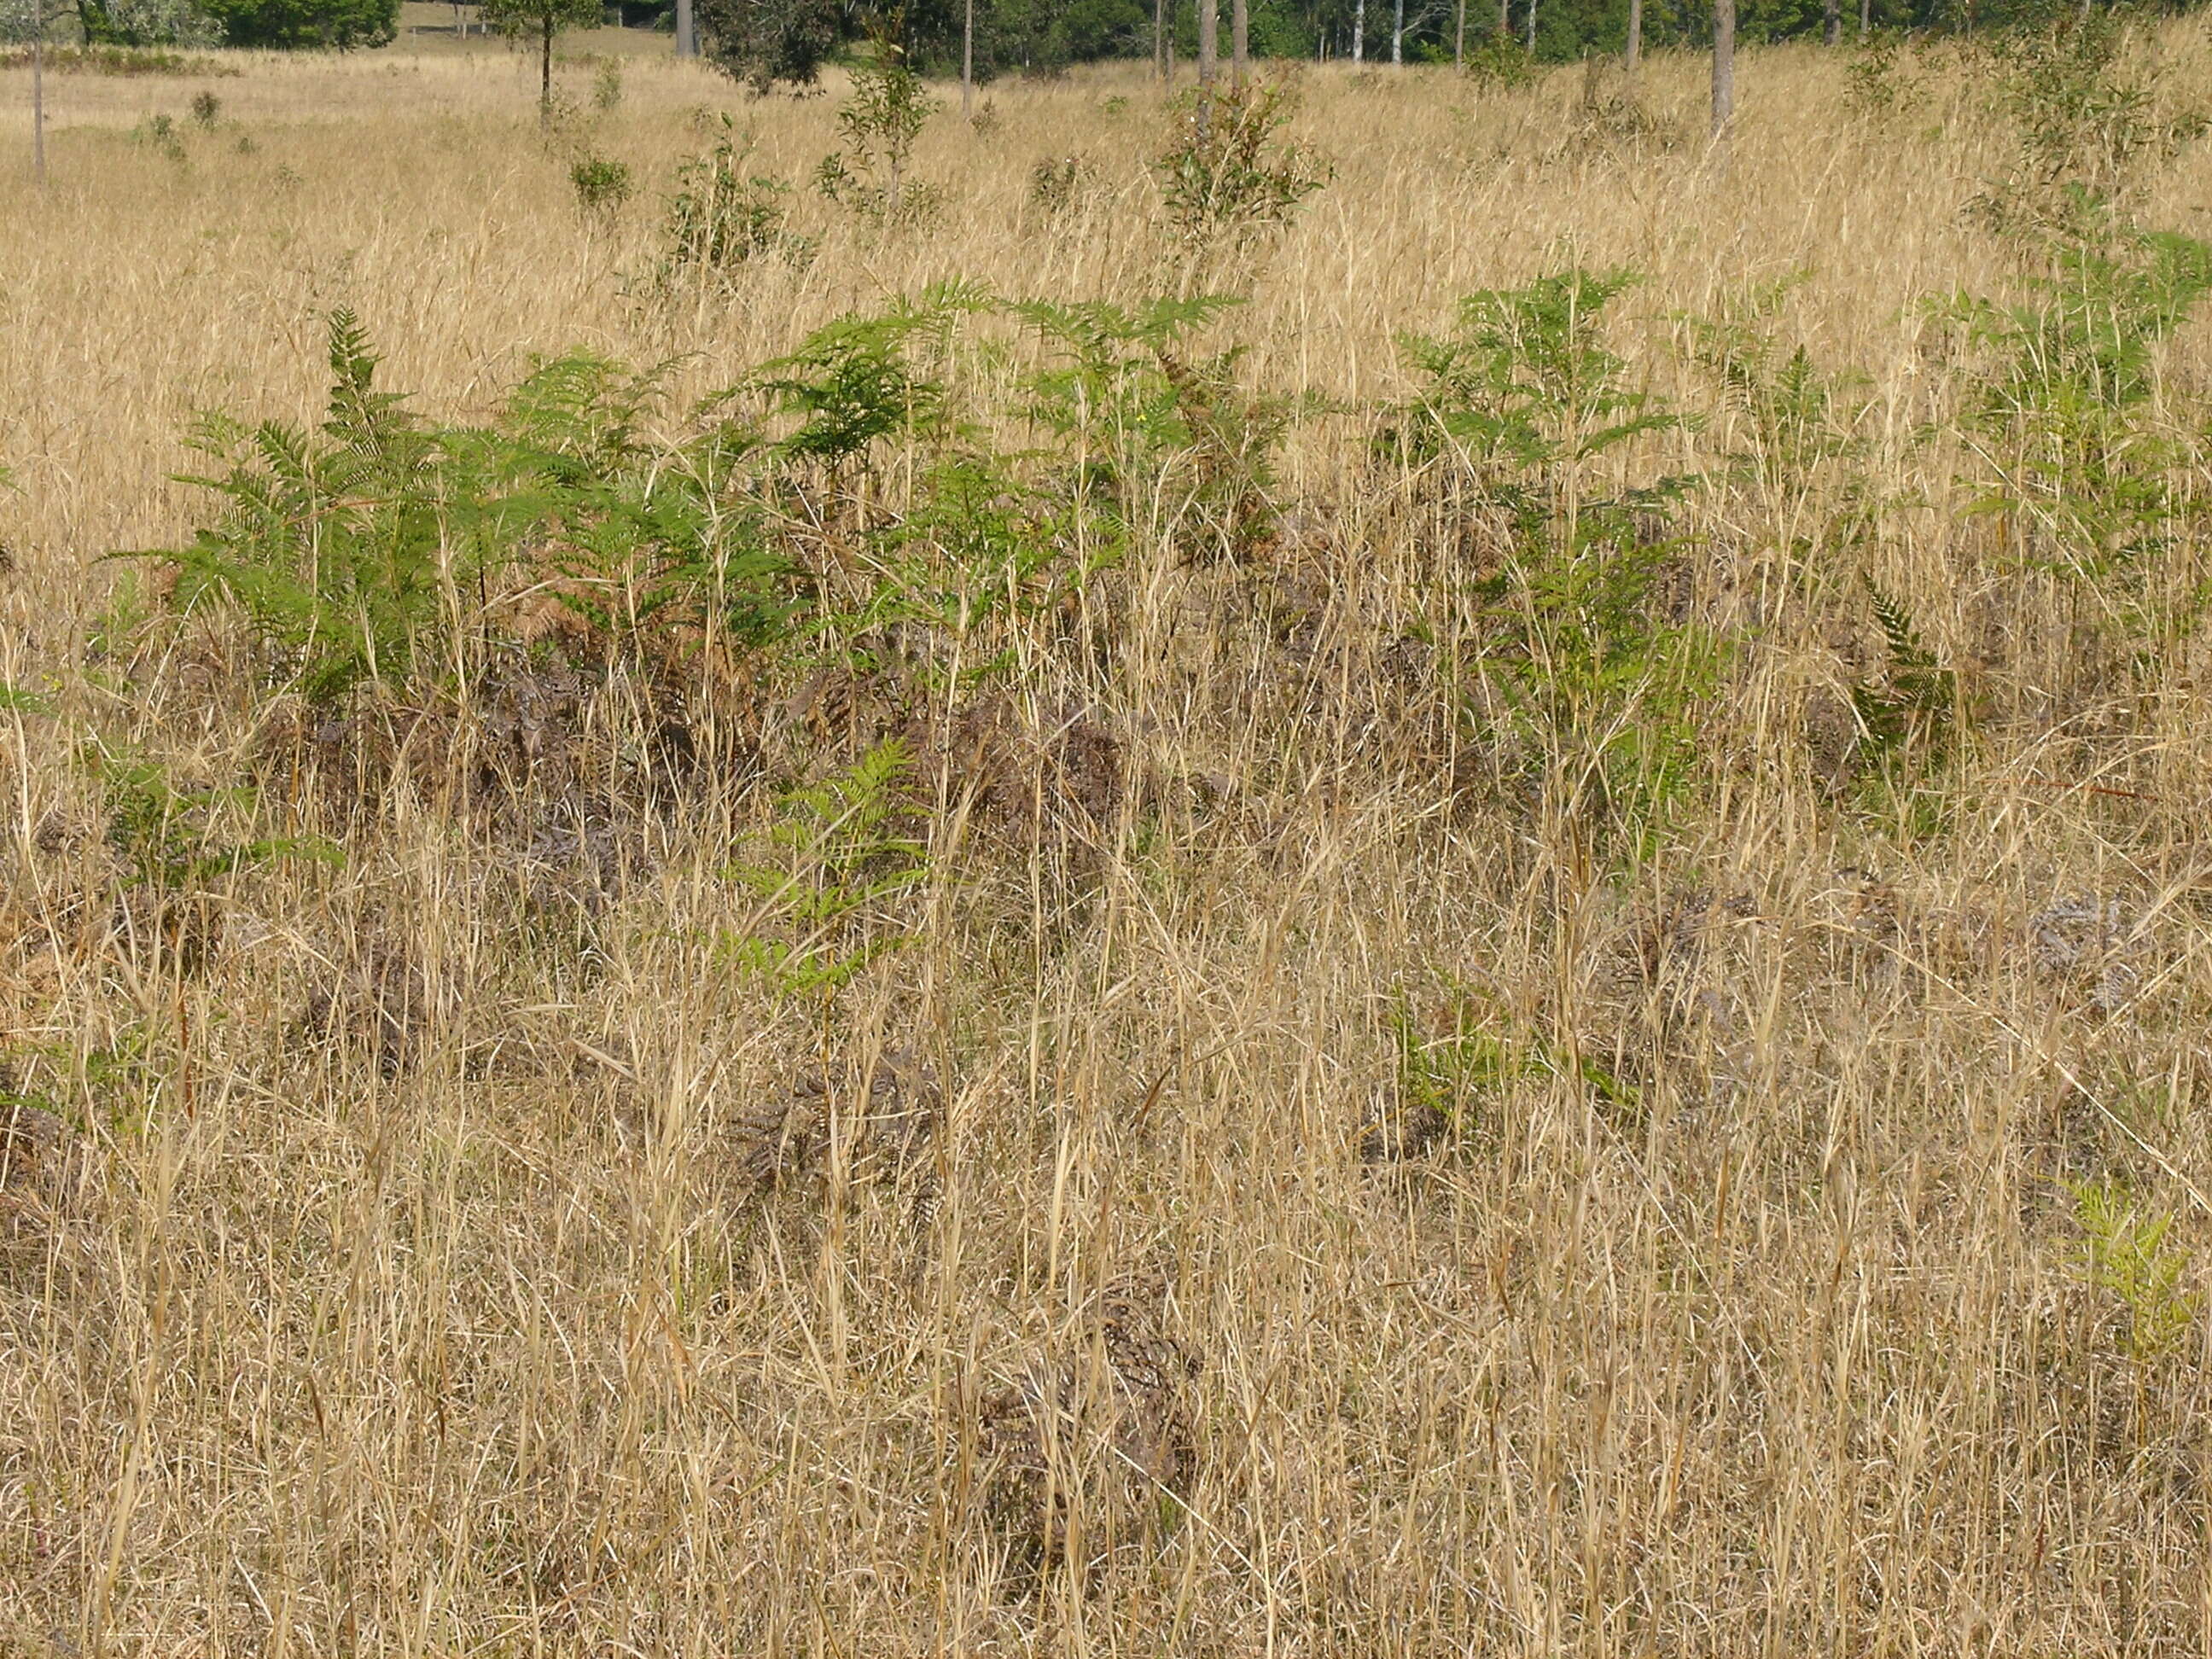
[7,19,2212,1656]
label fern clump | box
[138,312,802,703]
[2071,1176,2199,1362]
[1941,219,2212,665]
[1394,269,1720,844]
[723,740,930,1002]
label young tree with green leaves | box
[485,0,602,119]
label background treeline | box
[5,0,2202,66]
[895,0,2203,73]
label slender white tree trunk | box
[31,0,44,189]
[1352,0,1365,61]
[1625,0,1640,73]
[1391,0,1403,63]
[1824,0,1839,44]
[1524,0,1535,53]
[1455,0,1465,64]
[1711,0,1734,137]
[675,0,695,56]
[962,0,973,116]
[1232,0,1247,81]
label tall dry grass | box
[4,25,2212,1656]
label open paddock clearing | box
[6,26,2212,1656]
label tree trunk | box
[1524,0,1535,54]
[1155,0,1167,79]
[31,0,44,189]
[540,12,553,122]
[1352,0,1364,61]
[1860,0,1870,33]
[1232,0,1247,81]
[962,0,974,115]
[1824,0,1839,44]
[1198,0,1217,82]
[1625,0,1640,72]
[675,0,695,56]
[1391,0,1403,63]
[1455,0,1465,65]
[1711,0,1733,137]
[1497,0,1506,38]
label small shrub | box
[1849,576,1957,778]
[84,741,331,894]
[661,117,812,278]
[571,154,633,213]
[814,36,941,228]
[134,112,186,161]
[189,89,220,126]
[592,57,623,110]
[1155,81,1330,245]
[136,311,799,702]
[1461,30,1534,88]
[1015,292,1293,563]
[1940,220,2212,662]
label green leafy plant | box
[1395,270,1719,841]
[814,34,940,228]
[570,154,632,214]
[1941,221,2212,663]
[1460,29,1534,88]
[591,56,622,110]
[188,88,219,125]
[2071,1176,2198,1361]
[1379,991,1636,1156]
[841,451,1098,687]
[1842,28,1923,121]
[493,351,800,663]
[659,118,812,281]
[133,110,186,160]
[1155,80,1330,246]
[1683,274,1862,502]
[84,740,335,892]
[1850,576,1956,774]
[723,740,930,1001]
[756,281,991,477]
[137,312,800,701]
[1028,153,1094,216]
[1014,293,1293,563]
[139,311,462,702]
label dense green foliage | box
[701,0,2208,79]
[199,0,395,47]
